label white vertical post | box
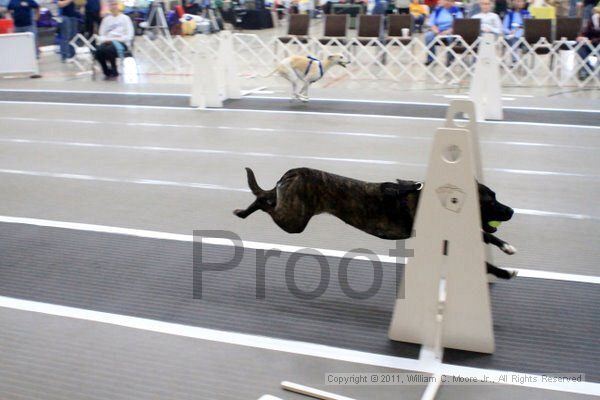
[220,31,241,100]
[388,100,495,354]
[191,50,226,108]
[470,33,503,121]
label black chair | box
[355,15,383,45]
[386,14,413,45]
[319,14,348,45]
[450,18,481,55]
[278,14,309,44]
[524,19,553,55]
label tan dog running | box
[268,54,350,102]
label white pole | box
[470,33,503,121]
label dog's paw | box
[501,243,517,255]
[233,209,246,218]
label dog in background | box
[234,167,517,280]
[266,54,350,102]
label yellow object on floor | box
[181,19,197,35]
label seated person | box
[409,0,429,32]
[502,0,530,62]
[95,0,134,79]
[472,0,502,35]
[576,5,600,81]
[424,0,464,66]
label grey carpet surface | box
[0,223,598,382]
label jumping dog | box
[234,167,517,280]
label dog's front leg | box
[483,232,517,255]
[299,81,310,102]
[486,262,517,280]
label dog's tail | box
[259,67,279,79]
[245,167,265,195]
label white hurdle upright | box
[469,33,503,121]
[389,100,495,359]
[190,31,241,108]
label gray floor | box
[2,307,595,400]
[0,92,598,399]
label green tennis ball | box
[488,221,502,228]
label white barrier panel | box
[389,100,494,354]
[0,33,38,75]
[190,32,240,108]
[470,33,503,121]
[191,50,226,108]
[220,31,241,100]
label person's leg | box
[95,44,111,76]
[444,37,455,66]
[568,0,577,16]
[104,42,119,76]
[68,17,78,58]
[424,30,437,64]
[582,4,593,25]
[59,19,69,60]
[415,15,424,32]
[577,44,592,79]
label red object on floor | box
[0,19,15,34]
[175,5,184,17]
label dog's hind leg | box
[234,200,261,219]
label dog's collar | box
[305,56,324,79]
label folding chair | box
[386,14,413,45]
[439,18,480,67]
[278,14,310,44]
[319,14,348,45]
[355,15,383,45]
[523,19,553,70]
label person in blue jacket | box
[502,0,531,63]
[424,0,464,66]
[7,0,40,55]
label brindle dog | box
[234,167,517,279]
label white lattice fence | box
[69,32,599,88]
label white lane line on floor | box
[1,169,598,220]
[0,296,598,396]
[0,139,398,166]
[2,116,597,149]
[1,215,599,285]
[1,139,597,180]
[245,96,600,114]
[0,88,186,96]
[1,101,599,130]
[0,169,251,192]
[1,170,598,221]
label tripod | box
[141,0,172,39]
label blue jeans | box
[577,43,599,76]
[60,16,78,60]
[15,24,39,57]
[568,0,578,17]
[425,31,455,64]
[582,4,594,26]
